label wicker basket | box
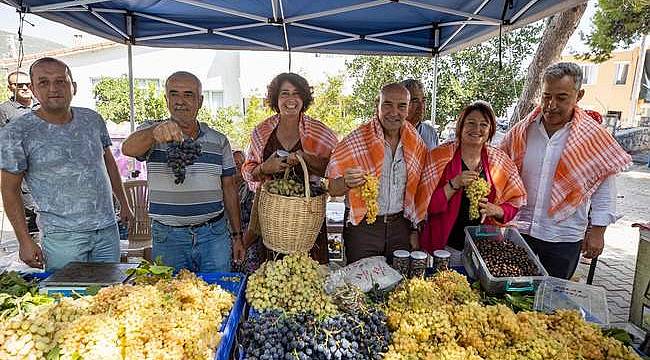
[258,154,326,254]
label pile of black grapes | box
[241,308,390,360]
[166,139,202,184]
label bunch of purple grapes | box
[166,139,202,184]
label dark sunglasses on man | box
[10,82,30,88]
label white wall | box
[53,44,241,112]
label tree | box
[93,76,168,123]
[347,24,543,133]
[580,0,650,63]
[509,4,588,125]
[306,75,358,138]
[204,96,273,150]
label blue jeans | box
[151,217,232,273]
[42,224,120,272]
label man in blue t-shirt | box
[0,57,132,271]
[122,71,243,272]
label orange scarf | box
[326,116,434,225]
[429,142,527,214]
[242,114,338,191]
[499,106,631,220]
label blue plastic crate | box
[196,272,247,360]
[22,271,246,360]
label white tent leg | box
[430,53,438,123]
[128,43,135,134]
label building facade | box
[562,46,650,129]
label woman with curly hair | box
[242,73,337,264]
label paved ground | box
[573,162,650,326]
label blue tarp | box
[5,0,585,56]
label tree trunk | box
[509,3,588,126]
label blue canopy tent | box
[4,0,586,126]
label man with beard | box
[122,71,243,272]
[0,58,131,271]
[499,62,631,279]
[327,83,433,264]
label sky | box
[0,0,608,96]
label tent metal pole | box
[430,26,440,123]
[126,15,135,134]
[128,43,135,133]
[430,53,438,123]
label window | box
[203,90,224,111]
[614,62,629,85]
[580,64,598,85]
[135,78,162,91]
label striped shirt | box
[137,121,235,226]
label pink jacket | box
[419,147,518,253]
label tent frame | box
[9,0,585,128]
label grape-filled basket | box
[258,154,326,254]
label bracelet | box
[448,180,460,191]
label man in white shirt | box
[499,62,631,279]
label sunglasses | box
[10,83,30,88]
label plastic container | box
[534,276,609,326]
[392,250,410,276]
[196,272,247,360]
[462,225,548,295]
[27,271,246,360]
[410,251,428,277]
[433,250,451,272]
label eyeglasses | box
[9,83,30,88]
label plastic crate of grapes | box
[534,277,609,326]
[25,271,246,360]
[462,225,548,295]
[196,272,247,360]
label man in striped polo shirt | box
[122,71,243,272]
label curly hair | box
[455,100,497,142]
[266,73,313,113]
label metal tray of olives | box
[462,225,548,295]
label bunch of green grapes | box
[359,174,379,224]
[267,179,305,197]
[246,254,337,316]
[465,177,490,220]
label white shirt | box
[517,117,617,243]
[378,141,406,215]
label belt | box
[362,211,404,224]
[381,212,404,223]
[162,211,224,229]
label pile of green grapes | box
[465,178,490,220]
[384,271,641,360]
[266,179,306,197]
[0,271,234,360]
[246,254,338,316]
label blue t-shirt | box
[0,107,116,233]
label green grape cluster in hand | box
[465,178,490,220]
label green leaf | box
[149,265,173,275]
[46,346,61,360]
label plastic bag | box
[325,256,402,293]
